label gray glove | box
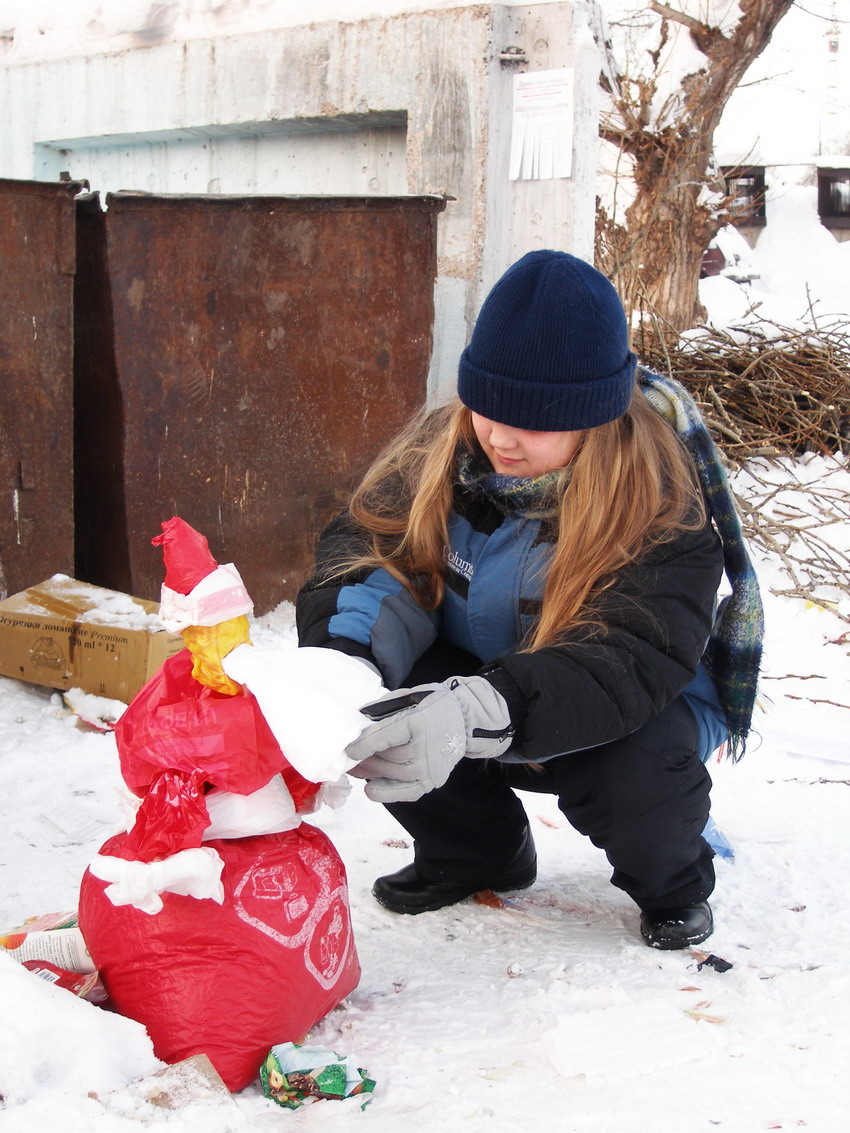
[346,676,514,803]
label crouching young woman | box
[296,250,762,950]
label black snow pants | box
[383,642,716,911]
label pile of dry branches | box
[732,455,850,631]
[639,321,850,620]
[639,321,850,461]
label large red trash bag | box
[78,824,360,1091]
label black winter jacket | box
[296,479,726,763]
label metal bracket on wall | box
[499,46,528,66]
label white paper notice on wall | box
[509,68,575,181]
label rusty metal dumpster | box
[75,191,445,614]
[0,178,79,599]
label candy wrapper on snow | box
[260,1041,375,1109]
[78,518,363,1091]
[22,960,109,1005]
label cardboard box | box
[0,576,184,703]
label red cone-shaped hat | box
[152,517,218,595]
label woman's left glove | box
[346,676,514,803]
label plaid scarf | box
[639,366,763,759]
[456,450,564,518]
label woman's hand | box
[346,677,514,803]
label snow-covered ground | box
[0,482,848,1132]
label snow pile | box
[0,958,159,1109]
[751,185,850,327]
[700,190,850,336]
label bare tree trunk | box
[598,0,795,337]
[608,139,718,331]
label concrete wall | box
[0,2,601,395]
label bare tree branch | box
[598,0,796,333]
[648,0,728,52]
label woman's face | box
[471,413,583,477]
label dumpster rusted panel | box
[103,193,444,613]
[0,178,78,599]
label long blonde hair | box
[346,387,705,649]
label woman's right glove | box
[345,675,514,803]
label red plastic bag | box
[78,824,360,1092]
[114,650,320,861]
[117,649,286,799]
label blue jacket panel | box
[681,662,728,761]
[439,511,551,661]
[328,567,438,688]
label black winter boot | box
[639,901,713,949]
[372,828,537,914]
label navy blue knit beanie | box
[458,250,636,430]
